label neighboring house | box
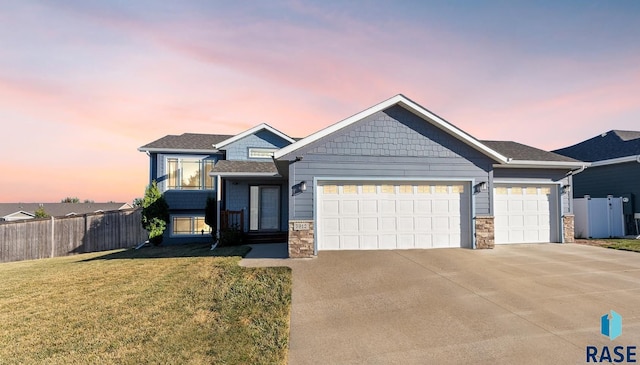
[554,130,640,233]
[140,94,586,256]
[0,203,133,222]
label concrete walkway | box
[243,244,640,364]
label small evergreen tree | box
[61,197,80,203]
[34,206,49,218]
[141,181,169,245]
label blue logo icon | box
[601,310,622,341]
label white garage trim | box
[493,182,561,244]
[313,177,474,253]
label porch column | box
[216,175,222,239]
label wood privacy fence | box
[0,209,148,263]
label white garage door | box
[494,184,557,244]
[317,181,471,250]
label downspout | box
[211,175,222,251]
[145,151,152,184]
[562,164,587,242]
[636,155,640,163]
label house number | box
[293,222,310,231]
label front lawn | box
[576,238,640,253]
[0,244,291,364]
[602,239,640,252]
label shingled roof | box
[553,130,640,162]
[0,203,132,220]
[481,141,581,163]
[210,161,279,175]
[139,133,233,152]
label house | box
[554,130,640,234]
[139,94,586,257]
[138,125,294,244]
[0,203,134,222]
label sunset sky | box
[1,1,639,203]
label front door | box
[250,186,280,231]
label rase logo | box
[586,310,637,363]
[601,310,623,341]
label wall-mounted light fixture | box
[474,182,488,194]
[292,181,307,196]
[562,184,571,195]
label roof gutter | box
[137,148,220,154]
[589,154,640,167]
[493,160,590,169]
[208,172,281,177]
[566,164,587,177]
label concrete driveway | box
[243,244,640,364]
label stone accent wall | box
[563,214,575,243]
[288,220,314,258]
[475,216,495,249]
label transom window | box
[248,148,277,159]
[172,216,211,236]
[166,157,215,190]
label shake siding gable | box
[224,130,292,161]
[288,105,494,220]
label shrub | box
[141,181,169,245]
[219,223,243,246]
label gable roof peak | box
[274,93,509,163]
[213,123,295,149]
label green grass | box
[602,239,640,252]
[0,243,292,364]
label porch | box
[220,210,288,244]
[210,160,289,243]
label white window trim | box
[248,147,277,159]
[170,215,212,237]
[163,155,217,191]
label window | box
[343,185,357,194]
[399,185,413,194]
[323,185,337,194]
[435,185,448,194]
[362,185,376,194]
[381,185,395,194]
[248,148,277,159]
[172,216,211,236]
[166,157,216,190]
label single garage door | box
[317,181,471,250]
[494,184,558,244]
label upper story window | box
[248,148,277,159]
[166,157,215,190]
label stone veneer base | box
[562,214,575,243]
[475,216,495,249]
[288,220,315,258]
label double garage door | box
[317,181,559,250]
[317,181,471,250]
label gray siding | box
[573,162,640,213]
[492,168,568,182]
[225,181,249,231]
[224,130,292,161]
[164,190,213,211]
[287,106,494,220]
[492,168,573,215]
